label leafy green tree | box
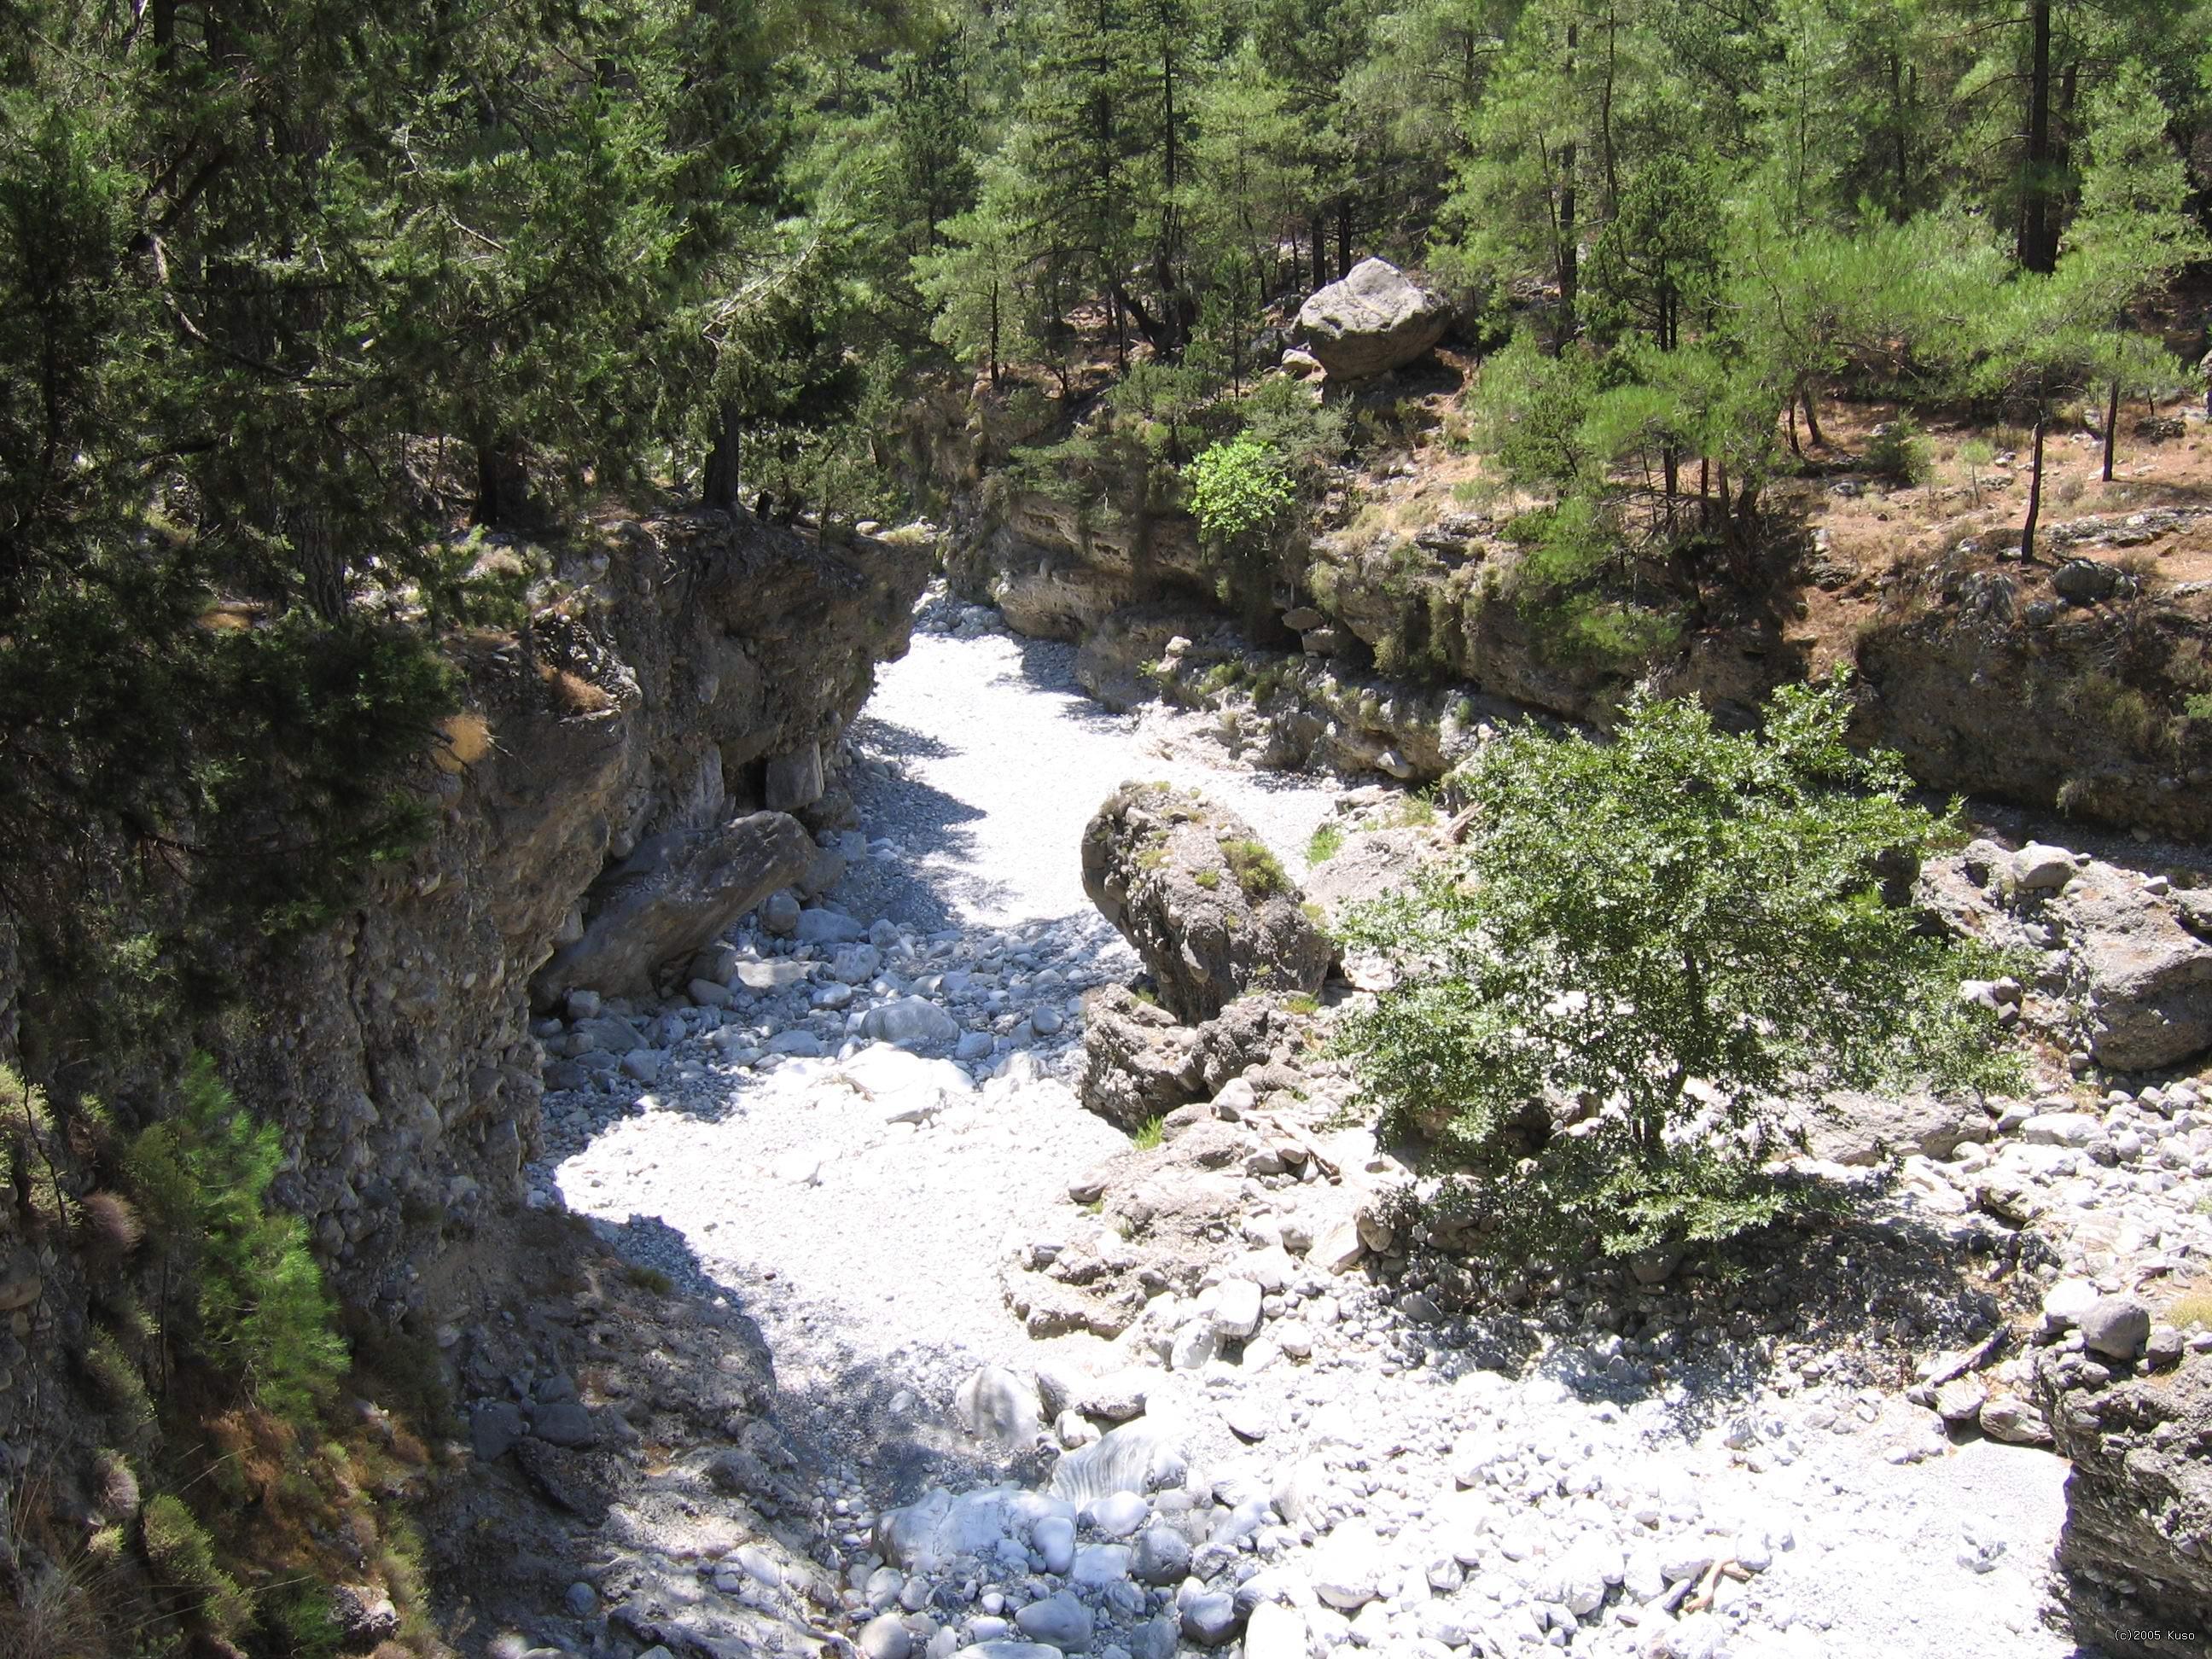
[1970,65,2203,555]
[2067,61,2211,479]
[1586,149,1726,351]
[1251,0,1386,287]
[1182,41,1314,376]
[1339,676,2017,1264]
[1434,0,1592,347]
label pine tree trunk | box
[1336,201,1352,282]
[1800,381,1824,449]
[702,402,742,514]
[2102,380,2119,481]
[1888,53,1911,213]
[2017,0,2057,273]
[1556,22,1579,352]
[296,505,345,620]
[2021,416,2047,562]
[988,282,1001,388]
[474,439,529,528]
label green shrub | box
[1959,436,1995,504]
[142,1494,253,1640]
[126,1056,347,1425]
[269,1583,345,1659]
[1193,867,1221,889]
[1218,837,1289,899]
[1307,824,1346,863]
[1131,1115,1165,1150]
[1864,417,1931,486]
[1558,597,1683,667]
[1240,373,1348,468]
[1337,674,2021,1265]
[1284,993,1321,1016]
[1184,436,1294,554]
[84,1328,154,1429]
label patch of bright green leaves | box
[1184,436,1294,556]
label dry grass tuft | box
[92,1451,139,1522]
[432,712,492,772]
[76,1191,143,1255]
[538,662,614,714]
[0,1563,114,1659]
[0,1475,126,1659]
[2166,1275,2212,1330]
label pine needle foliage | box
[1338,675,2020,1262]
[140,1493,253,1642]
[125,1057,346,1425]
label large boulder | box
[1923,843,2212,1074]
[533,811,815,1003]
[2035,1350,2212,1657]
[2065,867,2212,1072]
[1080,783,1331,1024]
[1076,987,1301,1127]
[1293,259,1451,381]
[1798,1089,1988,1166]
[1078,986,1205,1127]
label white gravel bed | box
[538,591,2081,1659]
[847,624,1342,929]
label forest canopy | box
[3,0,2208,1016]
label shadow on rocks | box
[1372,1194,2028,1445]
[575,1206,1048,1507]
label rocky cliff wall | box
[0,512,928,1418]
[226,514,932,1324]
[934,399,2212,841]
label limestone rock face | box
[1080,783,1330,1023]
[1078,986,1205,1127]
[533,812,815,1002]
[1299,825,1446,928]
[1294,259,1451,381]
[2036,1350,2212,1657]
[206,515,928,1316]
[1923,841,2212,1073]
[1075,986,1296,1127]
